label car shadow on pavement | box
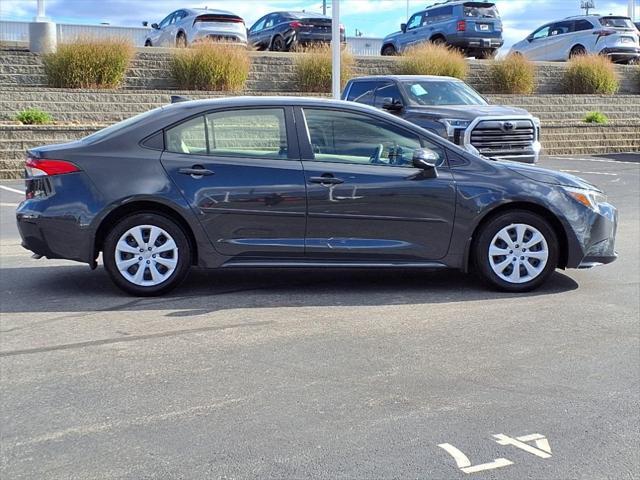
[0,264,579,315]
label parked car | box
[343,75,541,163]
[143,8,247,47]
[510,15,640,64]
[635,21,640,32]
[16,97,616,296]
[248,11,345,51]
[380,1,504,58]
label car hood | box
[404,104,531,119]
[501,161,602,192]
[383,30,403,41]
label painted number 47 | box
[439,433,552,474]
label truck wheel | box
[476,49,495,59]
[381,45,397,56]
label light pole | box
[323,0,327,16]
[30,0,56,53]
[331,0,340,99]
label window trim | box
[295,106,448,169]
[162,106,299,161]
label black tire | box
[144,40,152,47]
[569,45,587,58]
[476,49,495,60]
[474,210,559,292]
[176,32,187,48]
[381,44,397,56]
[270,35,286,52]
[430,36,446,46]
[103,212,191,296]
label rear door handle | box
[309,175,344,185]
[178,167,215,177]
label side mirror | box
[412,149,439,177]
[526,35,533,42]
[382,97,403,111]
[142,21,148,27]
[151,23,159,30]
[401,23,407,33]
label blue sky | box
[0,0,635,50]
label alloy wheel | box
[488,223,549,284]
[115,225,179,287]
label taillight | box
[594,29,616,36]
[289,21,302,29]
[194,14,244,24]
[25,157,80,177]
[457,20,466,31]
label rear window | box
[463,2,499,18]
[599,17,634,29]
[82,107,163,143]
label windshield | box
[463,2,498,18]
[403,81,487,106]
[599,17,634,29]
[81,107,163,143]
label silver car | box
[510,15,639,64]
[143,8,247,48]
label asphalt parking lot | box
[1,154,639,479]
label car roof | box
[186,8,239,16]
[161,96,380,113]
[280,11,329,19]
[348,75,463,83]
[423,1,495,10]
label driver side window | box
[302,108,443,167]
[406,13,424,30]
[159,12,175,29]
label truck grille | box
[470,119,535,157]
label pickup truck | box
[342,75,541,163]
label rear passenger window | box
[165,116,207,154]
[574,20,594,31]
[165,108,288,159]
[346,81,378,104]
[206,108,287,159]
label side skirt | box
[220,260,449,269]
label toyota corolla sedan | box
[16,97,617,296]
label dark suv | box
[342,75,541,163]
[381,1,504,58]
[248,11,345,51]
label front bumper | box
[566,202,618,269]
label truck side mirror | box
[151,23,159,30]
[401,23,407,33]
[142,21,149,27]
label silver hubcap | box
[488,223,549,284]
[115,225,178,287]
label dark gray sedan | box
[16,97,617,296]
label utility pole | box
[331,0,340,99]
[323,0,327,16]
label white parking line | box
[551,156,640,165]
[560,169,618,176]
[0,185,24,195]
[0,202,19,207]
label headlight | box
[439,118,471,137]
[563,186,607,211]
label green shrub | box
[43,37,134,88]
[487,53,536,94]
[14,108,53,125]
[584,111,609,124]
[563,54,619,94]
[395,42,467,79]
[170,42,250,91]
[294,44,354,93]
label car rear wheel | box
[176,32,187,48]
[103,213,191,296]
[570,45,587,58]
[474,211,559,292]
[270,35,286,52]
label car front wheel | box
[474,211,559,292]
[103,213,191,296]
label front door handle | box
[178,166,215,177]
[309,175,344,185]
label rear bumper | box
[599,46,640,62]
[448,36,503,50]
[192,30,247,44]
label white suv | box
[510,15,639,64]
[143,8,247,48]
